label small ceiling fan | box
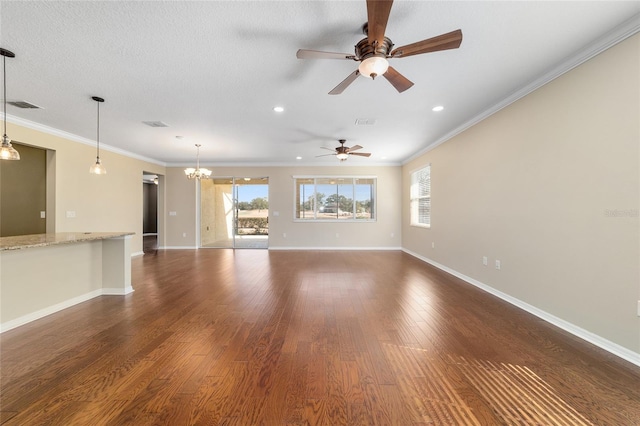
[317,139,371,162]
[296,0,462,95]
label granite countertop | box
[0,232,135,251]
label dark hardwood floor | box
[1,249,639,425]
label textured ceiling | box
[1,1,639,166]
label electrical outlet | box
[431,242,435,249]
[182,232,186,238]
[66,211,76,218]
[495,260,501,270]
[283,233,286,238]
[40,211,46,219]
[169,211,177,216]
[390,232,394,238]
[335,233,340,238]
[483,256,488,266]
[637,300,640,317]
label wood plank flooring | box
[2,249,640,425]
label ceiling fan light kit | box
[358,56,389,79]
[296,0,462,95]
[317,139,371,162]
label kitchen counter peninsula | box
[1,232,134,332]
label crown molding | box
[7,114,167,167]
[165,161,401,168]
[403,13,640,165]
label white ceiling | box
[2,1,639,166]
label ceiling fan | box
[296,0,462,95]
[317,139,371,161]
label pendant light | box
[184,144,212,179]
[0,48,19,160]
[89,96,106,174]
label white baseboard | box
[103,286,134,295]
[1,289,102,333]
[160,246,198,250]
[0,286,135,333]
[269,246,403,251]
[402,248,640,368]
[131,251,144,257]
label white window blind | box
[410,165,431,227]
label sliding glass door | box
[200,177,268,249]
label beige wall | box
[165,165,402,249]
[402,34,640,353]
[164,167,198,247]
[0,142,47,236]
[5,123,165,254]
[1,241,103,324]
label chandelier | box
[184,144,212,180]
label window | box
[410,165,430,227]
[294,176,376,221]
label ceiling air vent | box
[355,118,376,126]
[8,100,42,109]
[142,121,169,128]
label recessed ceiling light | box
[175,135,184,140]
[273,106,284,113]
[432,106,444,112]
[296,156,302,160]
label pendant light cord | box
[96,100,100,160]
[3,53,7,138]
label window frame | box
[293,175,377,222]
[410,165,431,228]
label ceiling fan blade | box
[350,152,372,157]
[367,0,394,46]
[348,145,363,152]
[316,153,336,158]
[296,49,354,60]
[390,29,463,58]
[329,70,360,95]
[320,146,336,152]
[383,66,414,93]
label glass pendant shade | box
[184,167,213,179]
[0,135,20,160]
[89,158,107,175]
[358,56,389,79]
[336,152,348,160]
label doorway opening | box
[143,173,160,253]
[200,177,268,249]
